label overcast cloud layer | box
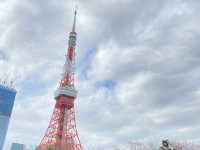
[0,0,200,149]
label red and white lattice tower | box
[36,10,83,150]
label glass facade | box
[10,143,25,150]
[0,85,16,150]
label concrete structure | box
[10,143,25,150]
[0,83,17,150]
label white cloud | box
[0,0,200,150]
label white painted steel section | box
[0,115,9,150]
[54,86,77,99]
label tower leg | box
[36,100,83,150]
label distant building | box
[0,84,17,150]
[10,143,25,150]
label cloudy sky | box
[0,0,200,149]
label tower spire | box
[36,9,83,150]
[72,8,77,33]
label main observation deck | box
[54,86,77,99]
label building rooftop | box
[0,80,16,92]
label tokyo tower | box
[36,10,83,150]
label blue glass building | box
[0,84,17,150]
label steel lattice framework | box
[36,10,83,150]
